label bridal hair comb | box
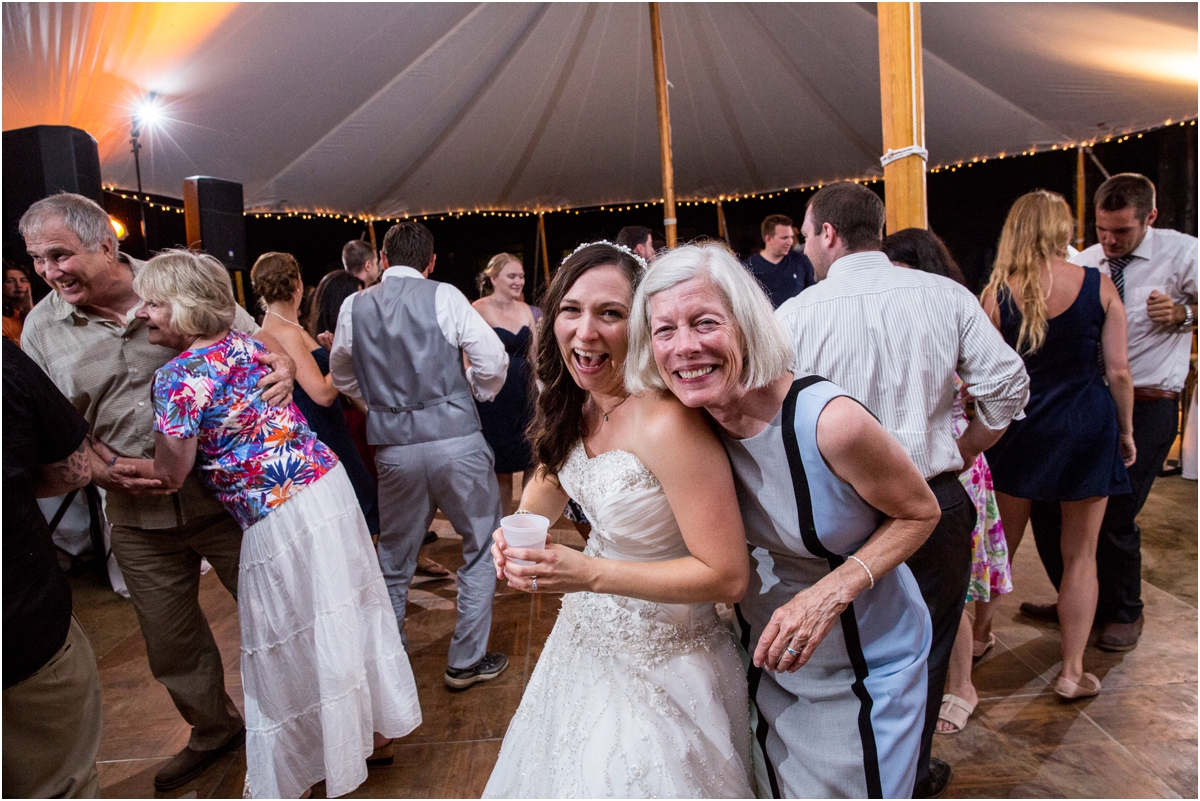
[564,240,648,273]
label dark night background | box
[11,121,1197,310]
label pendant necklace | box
[592,393,630,422]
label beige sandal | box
[936,693,976,735]
[1054,672,1101,700]
[972,632,995,659]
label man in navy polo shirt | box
[744,213,815,307]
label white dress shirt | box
[776,251,1030,479]
[329,265,508,403]
[1071,226,1198,393]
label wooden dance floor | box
[76,476,1196,798]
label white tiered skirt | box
[239,463,421,799]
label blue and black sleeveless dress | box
[721,377,931,799]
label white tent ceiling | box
[3,2,1196,217]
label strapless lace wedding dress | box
[483,443,752,798]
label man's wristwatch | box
[1180,304,1195,330]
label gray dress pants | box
[375,431,502,669]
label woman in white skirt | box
[105,250,421,798]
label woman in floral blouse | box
[107,250,421,798]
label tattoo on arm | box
[36,440,93,497]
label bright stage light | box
[134,94,163,129]
[109,216,128,240]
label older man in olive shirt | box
[20,193,293,792]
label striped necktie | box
[1107,254,1134,301]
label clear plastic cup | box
[500,513,550,565]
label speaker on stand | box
[183,177,250,310]
[2,125,104,279]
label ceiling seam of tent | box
[917,49,1075,148]
[742,6,879,167]
[691,6,764,188]
[250,2,494,209]
[368,2,553,217]
[495,3,598,207]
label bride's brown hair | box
[528,243,644,476]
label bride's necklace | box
[591,393,630,423]
[267,310,304,329]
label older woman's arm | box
[502,396,750,606]
[96,432,198,492]
[757,396,940,672]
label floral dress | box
[953,376,1012,602]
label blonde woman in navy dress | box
[628,243,940,798]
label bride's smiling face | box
[554,264,632,398]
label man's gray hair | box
[18,192,117,253]
[627,241,794,394]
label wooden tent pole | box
[538,213,551,283]
[649,2,677,248]
[367,220,377,250]
[1075,146,1086,250]
[716,200,729,245]
[877,2,928,232]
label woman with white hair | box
[102,249,421,799]
[627,241,940,798]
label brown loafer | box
[154,728,245,791]
[1097,615,1144,652]
[1018,601,1058,623]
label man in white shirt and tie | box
[330,221,512,690]
[777,182,1030,798]
[1026,173,1197,652]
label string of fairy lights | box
[102,117,1196,226]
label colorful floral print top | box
[152,329,337,528]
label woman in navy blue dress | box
[981,191,1135,700]
[472,253,537,515]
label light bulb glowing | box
[134,95,164,129]
[109,216,128,240]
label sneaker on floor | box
[1097,614,1144,652]
[444,652,509,689]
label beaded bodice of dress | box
[553,442,728,666]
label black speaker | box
[2,125,103,262]
[183,177,246,270]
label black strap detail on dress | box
[780,376,883,799]
[735,603,782,800]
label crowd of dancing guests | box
[3,172,1194,799]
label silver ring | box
[785,646,801,657]
[531,576,538,592]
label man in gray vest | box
[330,221,510,689]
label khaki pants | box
[3,617,103,798]
[109,511,245,751]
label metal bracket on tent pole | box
[662,217,677,226]
[880,145,928,167]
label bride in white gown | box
[483,243,753,799]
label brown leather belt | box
[1133,387,1179,402]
